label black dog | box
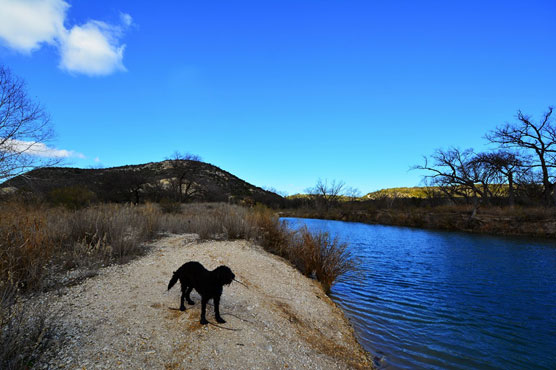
[167,261,235,325]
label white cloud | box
[0,0,68,53]
[2,139,85,158]
[0,0,130,76]
[59,21,126,76]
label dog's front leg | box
[200,297,209,325]
[214,295,226,324]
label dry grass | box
[0,201,355,368]
[252,207,355,293]
[294,227,354,293]
[157,203,355,292]
[155,203,258,240]
[0,204,55,292]
[0,202,160,295]
[0,286,57,370]
[250,206,292,257]
[0,201,353,297]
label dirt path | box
[39,234,372,369]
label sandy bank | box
[38,234,372,369]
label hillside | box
[0,160,283,206]
[287,187,433,201]
[364,185,512,200]
[364,187,433,199]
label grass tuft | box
[252,207,355,293]
[0,289,57,370]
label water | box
[282,217,556,370]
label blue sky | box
[1,0,555,195]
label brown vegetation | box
[281,201,556,238]
[0,201,355,298]
[252,206,354,293]
[0,295,56,370]
[0,200,355,368]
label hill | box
[0,160,283,206]
[364,187,432,199]
[287,187,434,201]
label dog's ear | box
[216,267,225,283]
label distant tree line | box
[415,106,555,209]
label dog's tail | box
[168,271,179,291]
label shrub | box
[293,227,354,293]
[0,203,155,296]
[251,206,292,257]
[159,198,182,214]
[252,207,355,293]
[0,292,57,370]
[0,203,55,292]
[47,186,96,210]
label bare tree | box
[486,107,556,205]
[101,169,150,204]
[473,151,525,206]
[306,179,345,210]
[345,186,362,202]
[414,148,494,217]
[0,65,57,180]
[513,167,544,203]
[166,151,203,202]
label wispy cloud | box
[59,21,126,76]
[120,12,133,27]
[2,139,85,158]
[0,0,131,76]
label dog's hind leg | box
[214,296,226,324]
[179,284,188,311]
[200,297,209,325]
[185,287,194,305]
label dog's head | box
[214,265,235,286]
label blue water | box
[282,217,556,370]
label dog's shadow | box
[165,302,247,330]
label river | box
[282,217,556,369]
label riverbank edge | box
[279,209,556,239]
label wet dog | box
[167,261,235,325]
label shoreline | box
[36,234,373,369]
[279,208,556,239]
